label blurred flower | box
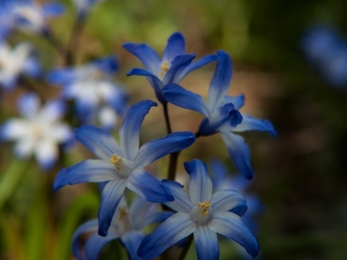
[72,0,106,19]
[0,2,15,41]
[0,93,73,170]
[302,25,347,87]
[72,196,172,260]
[0,41,40,89]
[54,100,196,236]
[47,55,127,130]
[123,32,216,104]
[163,50,276,179]
[138,159,259,260]
[6,0,65,35]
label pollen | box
[160,60,169,78]
[197,201,211,216]
[110,154,123,169]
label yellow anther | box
[118,207,128,220]
[110,154,123,169]
[160,60,170,78]
[197,201,211,216]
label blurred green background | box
[1,0,347,259]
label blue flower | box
[47,55,127,129]
[72,196,172,260]
[54,100,196,236]
[123,32,217,104]
[0,41,41,89]
[0,93,72,170]
[138,159,259,260]
[162,50,276,179]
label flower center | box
[109,154,133,178]
[190,200,212,225]
[160,60,169,79]
[116,206,132,235]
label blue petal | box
[18,92,40,119]
[210,190,247,216]
[85,233,119,260]
[194,226,219,260]
[162,180,193,213]
[174,54,217,83]
[119,100,157,160]
[232,114,277,137]
[47,68,77,85]
[219,103,243,127]
[72,219,99,260]
[127,168,174,203]
[137,212,196,260]
[53,159,115,191]
[162,54,195,84]
[75,125,122,160]
[223,94,245,110]
[135,131,195,167]
[93,55,119,74]
[121,231,146,260]
[184,160,213,204]
[41,99,66,122]
[122,43,161,74]
[138,211,173,230]
[208,211,259,258]
[162,83,209,117]
[98,179,127,236]
[22,56,41,78]
[162,32,186,62]
[42,3,65,17]
[207,50,232,111]
[220,131,254,180]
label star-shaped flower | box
[123,32,217,104]
[54,100,196,236]
[138,159,259,260]
[162,50,276,179]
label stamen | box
[160,60,169,78]
[110,154,123,169]
[118,207,128,220]
[197,201,211,216]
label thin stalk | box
[163,103,172,134]
[66,15,85,65]
[43,29,71,65]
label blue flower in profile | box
[54,100,196,236]
[138,159,259,260]
[0,93,72,170]
[72,196,172,260]
[123,32,217,104]
[0,41,41,89]
[163,50,276,179]
[47,55,127,129]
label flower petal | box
[119,100,157,160]
[207,50,232,111]
[122,43,161,74]
[18,92,40,119]
[127,168,174,203]
[194,226,219,260]
[121,231,146,260]
[162,54,195,84]
[53,159,115,191]
[75,125,122,160]
[42,3,65,17]
[232,114,277,137]
[38,99,66,123]
[35,141,58,170]
[162,32,186,62]
[219,131,254,180]
[84,233,119,260]
[162,83,210,117]
[162,180,193,213]
[210,190,247,216]
[0,120,27,141]
[174,54,217,83]
[208,211,259,258]
[47,68,77,85]
[222,94,245,110]
[98,179,127,236]
[184,160,213,204]
[138,211,173,230]
[135,131,195,167]
[72,219,99,260]
[137,212,196,260]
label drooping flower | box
[47,55,127,130]
[0,93,73,170]
[54,100,196,236]
[72,196,172,260]
[162,50,276,179]
[123,32,217,104]
[138,159,259,260]
[0,41,41,89]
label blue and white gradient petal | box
[138,159,259,260]
[54,100,195,236]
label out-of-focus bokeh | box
[1,0,347,259]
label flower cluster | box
[0,1,276,259]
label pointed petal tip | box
[53,168,67,192]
